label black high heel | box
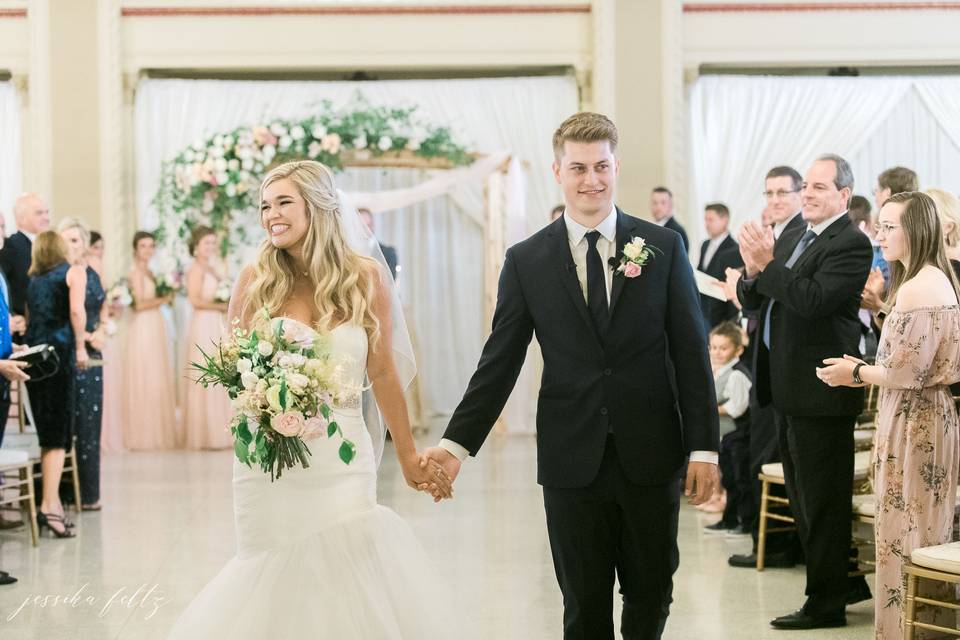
[37,512,76,539]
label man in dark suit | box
[728,166,806,570]
[358,207,399,280]
[697,202,743,332]
[423,113,719,640]
[737,155,872,630]
[0,193,51,319]
[651,186,689,253]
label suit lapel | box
[791,215,850,272]
[608,210,635,317]
[550,221,603,351]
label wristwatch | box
[852,363,865,385]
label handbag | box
[10,344,61,382]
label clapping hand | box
[711,267,743,309]
[418,447,462,503]
[860,267,886,312]
[738,221,775,278]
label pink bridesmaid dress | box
[181,270,232,450]
[122,273,178,450]
[99,328,126,452]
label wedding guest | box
[0,215,19,450]
[927,188,960,397]
[873,166,918,212]
[359,208,398,280]
[702,322,752,535]
[650,186,689,252]
[817,191,960,639]
[728,166,804,571]
[59,218,107,510]
[88,230,104,278]
[549,203,564,222]
[181,226,232,450]
[737,155,872,628]
[122,231,177,449]
[0,193,49,331]
[0,355,28,584]
[25,231,82,538]
[697,203,743,332]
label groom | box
[424,112,719,639]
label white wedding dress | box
[167,320,464,639]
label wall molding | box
[684,2,960,12]
[122,4,591,17]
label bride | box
[167,160,464,639]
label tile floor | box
[0,430,874,639]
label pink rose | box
[270,411,305,437]
[300,416,329,441]
[623,262,642,278]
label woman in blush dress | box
[122,231,178,450]
[59,218,108,510]
[181,226,232,450]
[818,192,960,639]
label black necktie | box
[585,231,609,336]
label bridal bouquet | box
[154,270,182,298]
[191,312,357,480]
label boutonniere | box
[610,236,661,278]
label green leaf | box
[279,379,287,411]
[327,421,338,438]
[320,404,331,420]
[338,440,356,465]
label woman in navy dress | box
[59,218,107,510]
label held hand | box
[419,446,462,503]
[400,450,453,500]
[0,359,29,382]
[815,355,865,388]
[684,461,719,506]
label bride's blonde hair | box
[245,160,381,345]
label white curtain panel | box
[134,76,577,415]
[0,82,22,230]
[687,75,960,248]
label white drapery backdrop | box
[0,82,22,230]
[688,75,960,249]
[134,76,578,417]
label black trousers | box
[0,378,9,449]
[719,427,752,528]
[748,402,799,557]
[776,411,857,615]
[543,435,681,640]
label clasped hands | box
[400,447,461,503]
[737,221,776,278]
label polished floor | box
[0,429,874,640]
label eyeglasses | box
[763,189,799,199]
[874,222,901,234]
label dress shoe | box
[846,581,872,605]
[770,609,845,630]
[0,572,16,586]
[728,551,795,568]
[0,518,24,530]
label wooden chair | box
[0,449,39,546]
[903,541,960,639]
[756,450,872,571]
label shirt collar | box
[20,229,36,242]
[773,211,802,237]
[564,206,617,246]
[655,215,671,227]
[714,356,741,377]
[708,231,729,246]
[809,210,848,236]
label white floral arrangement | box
[213,278,233,304]
[106,278,133,308]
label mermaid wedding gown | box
[167,319,464,639]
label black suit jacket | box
[0,231,32,316]
[379,243,398,280]
[444,210,719,488]
[697,235,744,330]
[737,214,872,417]
[664,216,689,253]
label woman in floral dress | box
[818,191,960,639]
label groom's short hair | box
[553,112,618,159]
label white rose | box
[202,198,215,213]
[311,124,327,139]
[261,144,276,160]
[406,138,422,151]
[269,122,287,137]
[236,358,252,373]
[287,373,310,390]
[377,136,392,151]
[183,149,195,162]
[216,171,229,185]
[227,158,240,171]
[622,243,642,260]
[290,125,305,140]
[278,135,292,150]
[241,158,254,171]
[354,134,367,150]
[240,371,259,390]
[307,141,322,158]
[210,145,224,159]
[257,341,274,357]
[213,134,224,147]
[225,183,237,197]
[214,157,228,172]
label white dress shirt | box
[440,206,718,465]
[700,231,729,270]
[714,357,751,420]
[773,211,802,241]
[655,215,671,227]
